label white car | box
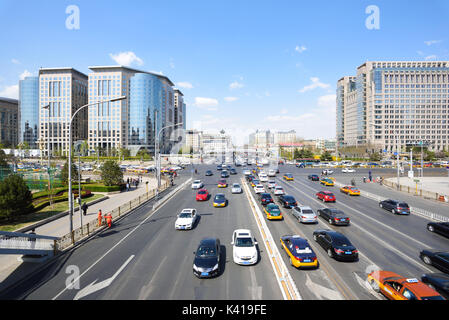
[175,209,198,230]
[254,184,265,194]
[292,206,317,223]
[243,169,251,176]
[259,174,268,182]
[231,229,258,265]
[191,180,204,189]
[267,180,276,189]
[342,168,356,173]
[321,169,334,175]
[274,186,285,196]
[231,183,242,194]
[268,169,276,177]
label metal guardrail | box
[334,181,449,223]
[0,231,59,255]
[55,179,171,251]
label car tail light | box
[352,250,358,254]
[334,248,344,254]
[296,257,302,261]
[335,218,340,221]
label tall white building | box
[337,61,449,153]
[39,68,88,156]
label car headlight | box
[193,264,199,271]
[212,264,219,271]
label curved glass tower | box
[19,76,39,148]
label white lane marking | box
[248,266,263,300]
[52,178,192,300]
[74,255,134,300]
[278,178,434,273]
[305,274,343,300]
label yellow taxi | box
[283,173,294,181]
[367,271,444,300]
[217,179,228,188]
[340,186,360,196]
[280,235,318,268]
[320,178,334,186]
[250,179,260,187]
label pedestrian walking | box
[105,213,112,228]
[81,202,88,216]
[126,182,130,191]
[98,209,103,227]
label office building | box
[39,68,88,156]
[337,61,449,153]
[274,130,297,145]
[19,76,39,148]
[0,97,19,147]
[174,89,186,130]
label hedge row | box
[82,184,123,192]
[32,190,93,212]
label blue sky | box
[1,0,448,145]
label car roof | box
[234,229,252,237]
[298,206,312,210]
[181,208,195,213]
[199,238,218,247]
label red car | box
[196,189,209,201]
[316,191,336,202]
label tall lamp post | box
[42,104,53,207]
[67,96,126,234]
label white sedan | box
[175,209,198,230]
[191,180,204,189]
[274,186,285,196]
[231,183,242,194]
[254,184,265,194]
[292,206,317,223]
[342,168,356,173]
[243,169,251,176]
[231,229,258,265]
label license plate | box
[201,272,209,276]
[303,259,311,263]
[180,226,185,229]
[345,252,352,255]
[242,261,250,264]
[340,219,346,221]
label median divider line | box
[241,178,301,300]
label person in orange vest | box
[105,213,112,228]
[98,209,103,227]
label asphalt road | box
[2,164,448,300]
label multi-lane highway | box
[2,163,448,300]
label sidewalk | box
[384,176,449,203]
[0,175,157,292]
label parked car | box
[317,208,350,226]
[379,199,410,215]
[427,222,449,239]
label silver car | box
[231,183,242,194]
[292,206,317,223]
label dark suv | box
[379,199,410,215]
[260,193,274,206]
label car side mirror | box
[231,241,234,245]
[254,241,258,245]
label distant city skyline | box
[1,0,449,146]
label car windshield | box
[276,187,283,190]
[196,246,217,257]
[179,212,193,218]
[235,237,254,247]
[233,184,240,188]
[215,195,225,201]
[198,190,207,194]
[284,196,295,201]
[302,209,314,214]
[194,180,201,184]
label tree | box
[320,150,333,161]
[60,160,79,185]
[0,150,12,178]
[369,152,382,162]
[100,160,123,186]
[0,174,33,221]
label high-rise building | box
[39,68,88,156]
[88,66,178,155]
[174,89,186,130]
[249,130,273,150]
[0,97,19,147]
[274,130,297,145]
[337,61,449,153]
[19,76,39,148]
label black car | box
[278,195,298,208]
[308,174,320,181]
[221,170,229,178]
[421,273,449,300]
[217,165,222,171]
[313,229,358,261]
[246,174,255,182]
[427,222,449,239]
[419,250,449,274]
[260,193,274,206]
[379,199,410,215]
[230,168,237,175]
[193,238,221,278]
[205,170,213,176]
[317,208,350,226]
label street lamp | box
[67,96,126,234]
[42,104,52,207]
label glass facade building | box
[19,76,39,148]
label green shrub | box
[0,175,34,221]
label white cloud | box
[0,85,19,99]
[317,94,336,109]
[109,51,144,66]
[11,59,20,65]
[424,55,438,61]
[177,82,194,89]
[295,45,307,53]
[193,97,219,111]
[424,40,442,46]
[19,70,33,80]
[229,81,244,90]
[224,97,239,102]
[299,77,330,93]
